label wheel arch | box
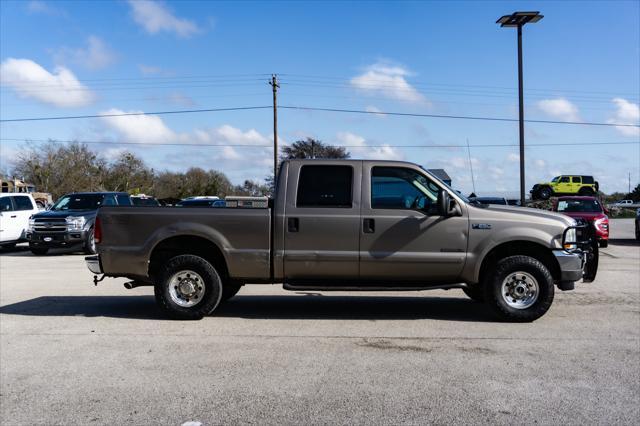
[477,240,561,286]
[148,235,229,282]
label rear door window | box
[296,165,353,208]
[12,196,34,210]
[0,197,13,212]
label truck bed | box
[97,206,271,281]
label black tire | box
[484,255,554,322]
[83,228,96,254]
[599,240,608,248]
[539,186,552,200]
[1,243,16,250]
[221,282,243,302]
[154,254,223,320]
[462,285,485,302]
[29,245,49,255]
[578,187,594,196]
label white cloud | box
[0,58,94,107]
[365,105,386,117]
[536,98,580,122]
[52,36,116,70]
[128,0,201,38]
[336,131,403,160]
[351,62,428,104]
[98,111,273,179]
[507,153,519,162]
[607,98,640,137]
[99,109,177,143]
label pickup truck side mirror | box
[437,189,461,217]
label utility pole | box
[269,74,280,180]
[629,172,632,194]
[311,139,316,159]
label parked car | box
[28,192,131,255]
[635,208,640,241]
[86,159,596,322]
[612,199,634,207]
[0,193,39,248]
[531,175,599,200]
[470,196,508,206]
[553,196,609,248]
[131,194,161,207]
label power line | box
[1,138,637,148]
[279,105,640,128]
[0,106,271,123]
[1,104,638,128]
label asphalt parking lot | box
[1,219,639,425]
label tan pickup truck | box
[86,159,597,321]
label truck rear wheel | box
[484,255,554,322]
[154,254,223,320]
[83,228,96,254]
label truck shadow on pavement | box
[608,238,640,247]
[0,294,496,322]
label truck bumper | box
[85,255,103,274]
[27,230,89,247]
[552,250,584,282]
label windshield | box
[51,194,104,211]
[556,199,602,213]
[551,176,560,182]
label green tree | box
[102,151,154,194]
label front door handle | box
[288,217,299,232]
[363,218,375,233]
[10,215,17,218]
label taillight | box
[94,217,102,244]
[594,215,609,232]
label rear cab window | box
[582,176,594,184]
[296,165,353,208]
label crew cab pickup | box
[86,160,597,322]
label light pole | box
[497,11,543,206]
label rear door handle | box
[287,217,299,232]
[363,218,375,233]
[10,215,16,218]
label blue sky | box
[1,0,639,196]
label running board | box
[282,283,468,292]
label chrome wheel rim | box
[168,270,205,307]
[501,271,539,309]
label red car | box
[553,196,609,247]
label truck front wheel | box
[484,255,554,322]
[154,254,223,320]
